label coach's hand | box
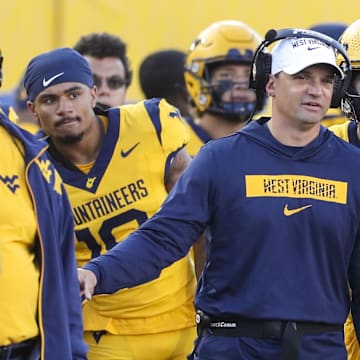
[78,268,97,300]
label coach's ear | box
[265,73,276,98]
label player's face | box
[28,82,97,144]
[84,55,127,107]
[267,64,334,128]
[210,63,256,104]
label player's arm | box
[165,147,192,193]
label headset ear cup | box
[250,28,352,111]
[252,52,272,109]
[330,76,341,108]
[251,52,272,91]
[330,73,351,108]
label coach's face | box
[27,82,97,144]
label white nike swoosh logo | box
[284,204,312,216]
[42,72,65,87]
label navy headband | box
[24,47,94,101]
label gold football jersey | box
[57,99,196,334]
[321,108,348,128]
[0,125,39,344]
[329,120,360,360]
[184,117,211,157]
[329,120,351,142]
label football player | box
[182,20,266,279]
[328,18,360,360]
[74,32,132,108]
[24,48,196,360]
[0,48,87,359]
[183,20,266,156]
[139,49,193,119]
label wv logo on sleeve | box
[35,159,63,195]
[0,174,20,194]
[169,110,181,119]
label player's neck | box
[197,112,246,139]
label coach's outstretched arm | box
[78,214,205,298]
[78,149,212,298]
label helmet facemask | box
[184,20,264,122]
[206,72,256,121]
[342,78,360,122]
[338,19,360,122]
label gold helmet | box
[184,20,263,119]
[338,19,360,121]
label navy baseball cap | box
[24,47,94,101]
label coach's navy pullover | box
[1,115,87,359]
[85,117,360,339]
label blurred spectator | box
[139,49,193,118]
[74,32,132,107]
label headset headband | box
[263,28,350,70]
[249,28,352,109]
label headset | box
[249,28,352,108]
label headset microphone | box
[264,29,277,42]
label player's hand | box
[78,268,97,300]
